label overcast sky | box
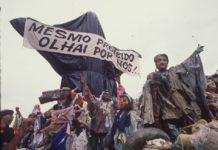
[1,0,218,117]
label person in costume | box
[110,94,136,150]
[139,45,212,141]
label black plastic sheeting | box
[10,12,121,97]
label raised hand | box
[195,44,204,54]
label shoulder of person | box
[169,66,176,71]
[147,72,156,80]
[128,110,136,116]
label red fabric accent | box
[117,83,125,109]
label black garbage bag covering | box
[10,12,120,97]
[124,127,170,150]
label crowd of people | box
[1,46,218,150]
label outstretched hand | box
[195,44,204,54]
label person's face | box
[2,114,14,125]
[156,56,168,71]
[120,96,129,110]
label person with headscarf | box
[110,94,135,150]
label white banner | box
[23,18,141,75]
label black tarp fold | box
[10,12,120,97]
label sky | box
[1,0,218,117]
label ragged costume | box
[139,51,212,140]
